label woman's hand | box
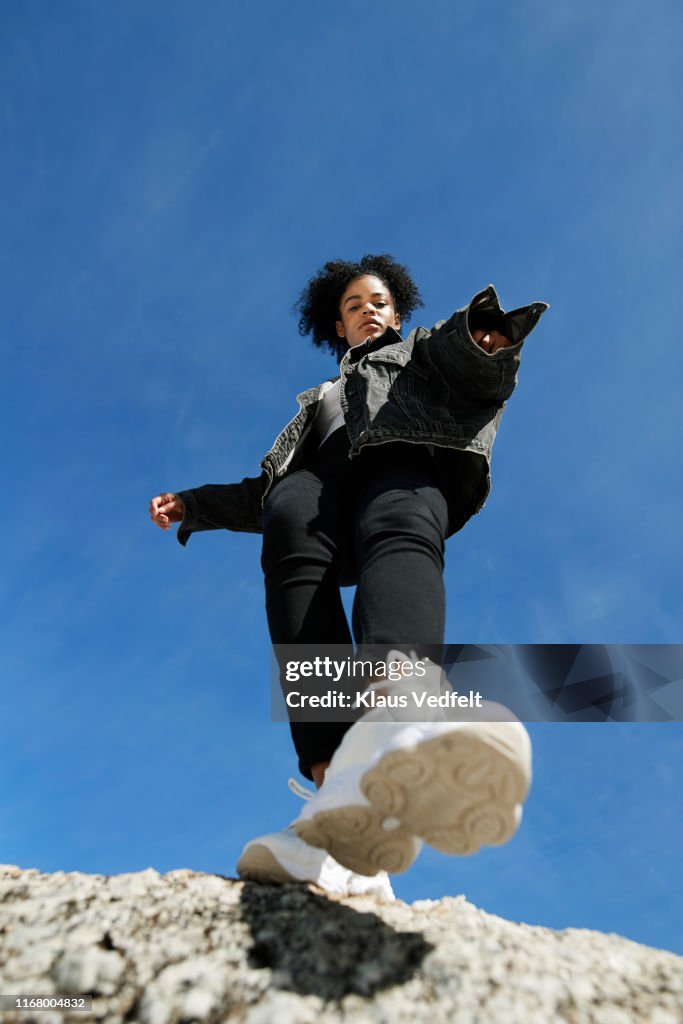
[149,492,185,530]
[471,328,513,354]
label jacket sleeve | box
[425,285,549,405]
[175,472,268,546]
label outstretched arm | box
[425,285,549,405]
[148,472,267,546]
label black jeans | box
[261,428,462,779]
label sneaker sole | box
[295,722,530,872]
[237,844,300,885]
[361,722,530,854]
[294,804,419,876]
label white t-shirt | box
[316,379,345,448]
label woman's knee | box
[261,477,311,566]
[357,484,449,550]
[263,478,304,536]
[261,471,345,572]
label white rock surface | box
[0,865,680,1022]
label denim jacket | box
[176,284,548,546]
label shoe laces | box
[288,777,316,801]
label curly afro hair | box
[293,253,424,360]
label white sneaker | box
[236,780,395,901]
[293,655,532,876]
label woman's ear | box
[335,320,345,338]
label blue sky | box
[2,0,682,955]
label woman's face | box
[335,274,401,349]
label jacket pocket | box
[363,347,410,391]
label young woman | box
[149,254,548,898]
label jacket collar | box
[345,324,404,363]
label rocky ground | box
[1,864,681,1023]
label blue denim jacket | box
[176,284,548,545]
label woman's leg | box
[351,444,450,659]
[285,445,532,882]
[261,438,355,780]
[261,467,351,643]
